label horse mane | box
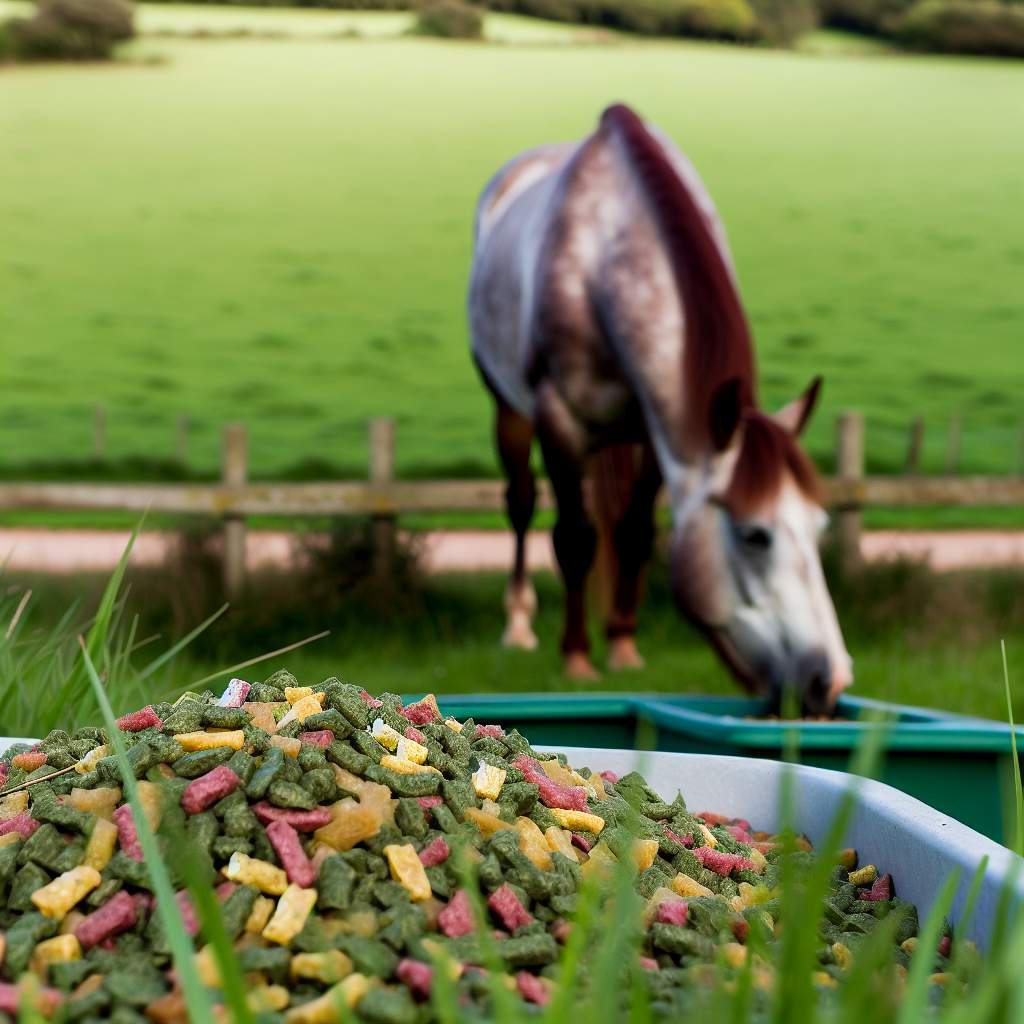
[601,104,818,512]
[600,102,756,451]
[725,411,820,516]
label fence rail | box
[1,415,1021,595]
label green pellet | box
[327,686,374,730]
[268,779,317,810]
[326,741,371,777]
[301,767,338,803]
[220,884,260,939]
[237,946,292,983]
[297,745,328,773]
[357,986,417,1024]
[186,810,220,851]
[213,836,253,859]
[300,708,353,739]
[171,746,236,778]
[201,705,249,729]
[335,935,399,979]
[5,911,59,975]
[350,730,388,760]
[246,746,285,800]
[317,854,356,911]
[364,764,441,798]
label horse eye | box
[737,524,773,551]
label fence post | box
[944,416,961,474]
[835,412,864,570]
[369,418,396,584]
[175,416,189,466]
[905,416,925,474]
[93,406,106,460]
[222,423,248,601]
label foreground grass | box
[1,11,1023,483]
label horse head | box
[669,376,853,715]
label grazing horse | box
[468,103,852,714]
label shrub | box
[9,0,134,60]
[898,0,1024,56]
[819,0,914,34]
[413,0,484,36]
[749,0,817,43]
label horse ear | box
[708,377,744,451]
[774,376,822,437]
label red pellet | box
[639,956,660,971]
[476,724,504,739]
[438,890,475,938]
[12,751,47,772]
[298,730,334,748]
[938,935,952,958]
[418,836,450,867]
[397,958,433,1001]
[599,770,619,784]
[75,891,139,949]
[513,756,589,811]
[0,763,7,785]
[400,700,439,725]
[116,706,161,732]
[216,881,237,902]
[552,920,573,943]
[181,765,241,815]
[359,690,383,708]
[698,811,731,827]
[862,873,893,902]
[655,900,689,927]
[252,802,332,831]
[692,846,755,877]
[571,833,593,854]
[266,820,317,888]
[218,678,251,708]
[175,891,199,936]
[0,982,62,1016]
[113,804,143,861]
[0,813,39,840]
[488,884,532,932]
[664,826,694,848]
[732,918,750,943]
[752,841,777,855]
[727,824,755,844]
[516,972,549,1006]
[417,796,443,810]
[404,726,427,745]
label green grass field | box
[2,7,1023,484]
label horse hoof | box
[502,625,538,650]
[564,652,601,680]
[608,637,645,671]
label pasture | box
[1,6,1023,484]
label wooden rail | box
[1,415,1021,593]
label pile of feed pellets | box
[0,670,947,1022]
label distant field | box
[2,6,1023,483]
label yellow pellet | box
[248,986,290,1012]
[0,833,20,850]
[67,787,122,821]
[464,807,514,837]
[544,826,578,863]
[748,847,767,874]
[263,885,318,945]
[31,934,81,975]
[472,763,507,801]
[444,717,464,733]
[136,780,164,831]
[722,943,748,969]
[395,737,429,765]
[176,730,245,752]
[74,744,110,775]
[291,950,354,985]
[0,791,29,821]
[380,754,440,776]
[697,824,719,849]
[900,937,918,955]
[281,694,323,726]
[223,852,289,896]
[813,971,838,989]
[384,843,432,902]
[194,945,222,987]
[83,818,119,872]
[549,809,605,834]
[848,864,877,886]
[516,817,553,870]
[245,895,276,934]
[930,972,952,987]
[671,872,714,899]
[285,686,315,704]
[270,735,302,758]
[284,973,371,1024]
[579,840,618,880]
[371,719,404,751]
[32,866,102,919]
[838,848,858,870]
[633,839,660,872]
[832,942,853,970]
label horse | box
[468,103,852,715]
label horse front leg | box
[495,400,538,650]
[606,443,662,671]
[535,385,599,679]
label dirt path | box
[3,527,1024,575]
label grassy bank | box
[1,8,1023,483]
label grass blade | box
[185,628,330,692]
[138,602,229,681]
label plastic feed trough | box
[430,693,1024,842]
[546,747,1024,949]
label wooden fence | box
[2,414,1023,597]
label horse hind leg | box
[495,400,538,650]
